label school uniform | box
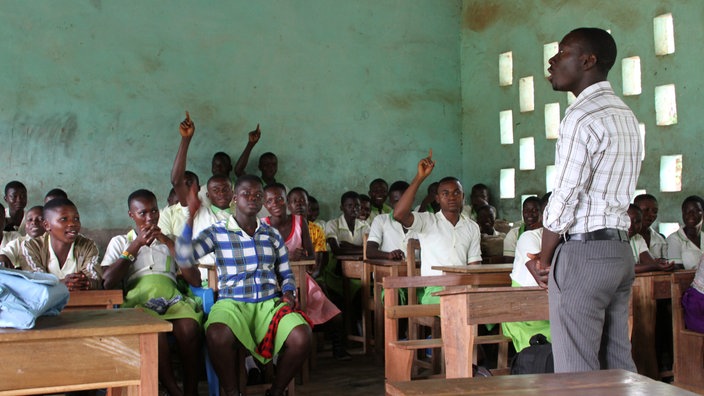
[407,211,482,276]
[646,227,668,259]
[503,223,525,257]
[367,203,392,224]
[22,233,102,289]
[629,234,649,262]
[0,234,32,268]
[323,215,370,296]
[502,228,551,352]
[101,230,202,322]
[368,212,415,257]
[666,227,703,269]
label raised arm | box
[171,112,195,206]
[394,149,435,228]
[234,124,261,177]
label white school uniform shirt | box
[101,230,176,285]
[646,227,668,259]
[367,213,416,257]
[325,214,369,247]
[407,211,482,276]
[510,228,543,287]
[629,234,649,263]
[503,225,521,257]
[0,234,31,268]
[667,227,704,269]
[46,238,78,279]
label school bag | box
[510,333,554,374]
[0,268,69,329]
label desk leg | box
[140,332,159,396]
[440,293,474,379]
[362,262,373,355]
[631,279,659,379]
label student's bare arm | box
[171,112,195,206]
[635,251,675,273]
[525,229,562,288]
[327,238,362,256]
[103,224,159,289]
[366,241,404,260]
[234,124,261,177]
[300,220,315,259]
[394,149,435,228]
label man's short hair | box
[570,27,617,73]
[235,174,263,190]
[264,182,287,194]
[287,187,309,199]
[369,178,388,189]
[358,194,371,203]
[43,197,77,215]
[212,152,232,163]
[207,175,232,186]
[682,195,704,211]
[522,196,542,208]
[127,189,157,209]
[45,188,68,200]
[184,170,200,186]
[340,191,360,205]
[439,176,462,187]
[634,193,657,205]
[5,181,26,195]
[259,152,277,162]
[389,180,410,194]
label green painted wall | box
[0,1,462,234]
[461,0,704,229]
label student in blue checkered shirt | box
[176,174,311,396]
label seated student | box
[166,187,178,207]
[476,204,506,261]
[22,198,102,290]
[627,204,675,273]
[414,181,440,213]
[0,205,44,268]
[262,183,314,261]
[501,193,552,352]
[358,194,372,222]
[667,195,704,269]
[503,196,542,261]
[234,123,280,186]
[307,196,326,230]
[4,180,27,233]
[367,181,414,261]
[682,254,704,333]
[288,188,328,276]
[634,193,668,259]
[176,175,311,396]
[367,178,391,223]
[394,150,481,304]
[198,152,235,206]
[44,188,68,204]
[161,113,235,270]
[102,189,202,396]
[462,183,490,220]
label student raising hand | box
[248,123,261,144]
[179,111,195,137]
[417,149,435,180]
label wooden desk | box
[432,264,512,286]
[290,259,316,312]
[66,289,124,311]
[0,309,172,396]
[437,286,549,379]
[631,269,695,379]
[338,254,370,353]
[386,368,697,395]
[366,258,408,358]
[198,263,218,290]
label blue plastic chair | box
[190,286,219,396]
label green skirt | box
[500,280,551,352]
[205,297,310,364]
[124,274,203,323]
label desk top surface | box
[387,369,697,395]
[635,268,695,279]
[289,259,316,267]
[432,263,513,273]
[337,254,364,261]
[0,308,172,342]
[365,258,406,267]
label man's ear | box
[128,210,135,221]
[583,53,598,70]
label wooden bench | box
[437,285,550,379]
[383,274,511,383]
[66,289,124,311]
[671,271,704,394]
[386,368,696,396]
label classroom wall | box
[461,0,704,229]
[0,1,462,237]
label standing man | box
[527,28,642,372]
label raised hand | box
[417,149,435,180]
[179,111,195,137]
[248,123,261,144]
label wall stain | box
[89,0,102,11]
[463,1,503,32]
[384,88,459,110]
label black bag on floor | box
[510,333,554,374]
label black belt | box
[566,228,629,242]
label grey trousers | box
[548,238,637,372]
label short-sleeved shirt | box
[101,230,176,285]
[667,227,704,269]
[368,213,416,256]
[407,211,482,276]
[503,224,525,257]
[325,214,369,247]
[176,216,295,302]
[629,234,649,263]
[0,234,31,268]
[510,228,543,287]
[159,203,231,265]
[368,203,392,225]
[646,227,668,260]
[0,231,21,252]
